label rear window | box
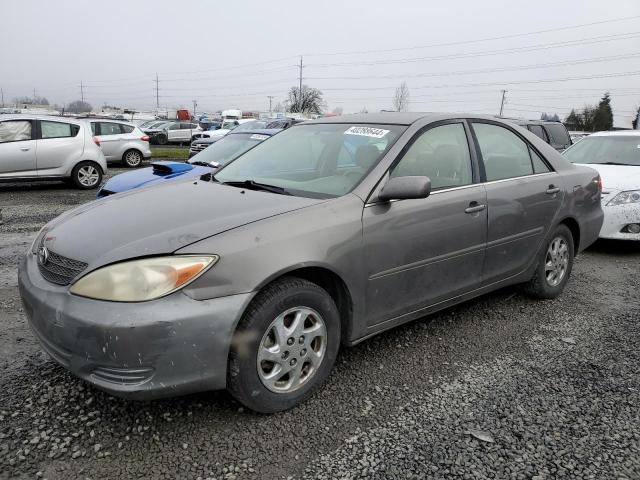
[544,124,571,147]
[41,121,79,139]
[0,120,32,143]
[527,125,548,142]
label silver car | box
[0,115,107,189]
[18,113,603,412]
[89,120,152,168]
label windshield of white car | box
[214,123,405,198]
[564,136,640,166]
[189,133,271,168]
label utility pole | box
[298,56,304,111]
[1,88,4,107]
[499,89,507,116]
[154,73,160,111]
[33,88,36,99]
[80,81,84,103]
[192,99,197,119]
[267,95,274,115]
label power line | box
[307,31,640,68]
[302,14,640,57]
[307,52,640,81]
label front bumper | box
[18,254,253,400]
[600,202,640,241]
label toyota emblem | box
[37,246,49,266]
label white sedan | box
[564,131,640,240]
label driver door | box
[362,121,487,326]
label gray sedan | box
[18,113,603,413]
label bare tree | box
[287,85,324,114]
[13,95,49,106]
[67,100,92,113]
[393,82,410,112]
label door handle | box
[465,202,486,214]
[546,185,560,195]
[20,147,30,151]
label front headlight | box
[607,190,640,206]
[31,226,48,254]
[70,255,218,302]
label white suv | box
[89,120,151,167]
[0,115,107,189]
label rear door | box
[0,119,37,177]
[167,123,181,142]
[36,120,82,175]
[362,121,487,326]
[470,120,562,284]
[95,122,123,160]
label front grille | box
[38,250,88,285]
[190,143,208,153]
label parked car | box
[506,118,573,151]
[19,113,602,413]
[165,121,202,144]
[193,118,254,141]
[0,115,106,189]
[88,120,151,167]
[142,121,172,144]
[189,136,221,157]
[96,129,281,198]
[569,131,590,143]
[563,131,640,240]
[265,117,304,129]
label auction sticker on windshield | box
[250,134,269,140]
[344,126,390,138]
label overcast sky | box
[1,0,639,126]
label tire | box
[70,161,102,190]
[156,134,168,145]
[227,277,341,413]
[122,149,143,168]
[524,224,574,299]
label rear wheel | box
[122,149,143,168]
[524,224,574,299]
[71,161,102,189]
[227,277,340,413]
[155,134,168,145]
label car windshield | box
[563,136,640,166]
[232,120,268,132]
[214,123,405,198]
[189,133,272,167]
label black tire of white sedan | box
[227,277,341,413]
[71,161,102,189]
[525,224,574,299]
[123,149,143,168]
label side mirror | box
[378,176,431,202]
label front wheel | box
[227,277,341,413]
[524,224,574,299]
[122,149,143,168]
[70,161,102,189]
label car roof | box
[498,117,564,127]
[588,130,640,137]
[0,114,86,125]
[304,112,519,126]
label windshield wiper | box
[222,179,292,195]
[598,161,636,166]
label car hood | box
[101,162,213,193]
[43,180,324,271]
[576,163,640,191]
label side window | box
[530,148,551,174]
[169,123,180,130]
[543,124,571,147]
[527,125,548,142]
[91,122,97,135]
[40,121,79,139]
[99,123,122,135]
[0,120,32,143]
[120,124,135,133]
[473,123,534,181]
[390,123,473,190]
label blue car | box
[97,129,281,198]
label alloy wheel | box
[257,307,327,393]
[78,165,99,187]
[545,236,569,287]
[125,150,142,167]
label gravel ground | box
[1,173,639,480]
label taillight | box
[597,175,602,193]
[93,136,100,147]
[141,135,150,142]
